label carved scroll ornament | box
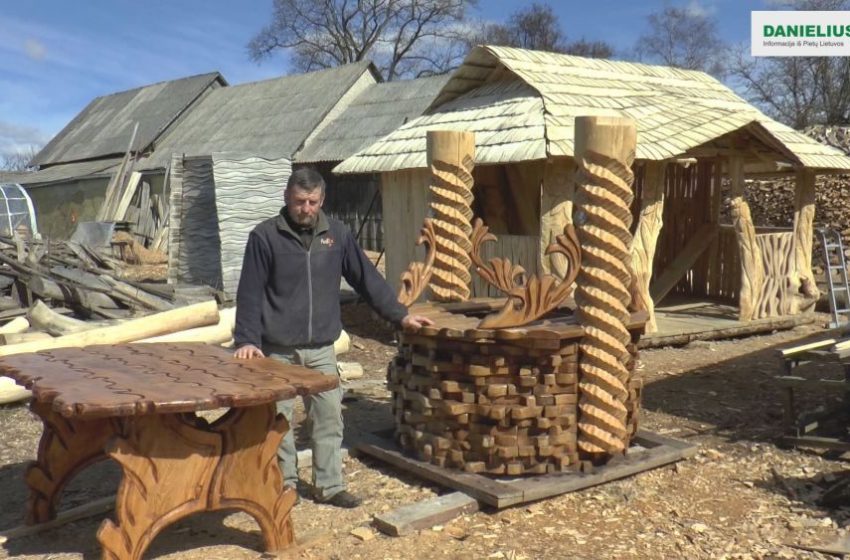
[471,218,581,329]
[397,219,438,306]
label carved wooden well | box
[390,120,647,474]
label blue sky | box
[0,0,769,159]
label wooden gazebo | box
[335,46,850,337]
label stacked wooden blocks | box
[389,324,643,475]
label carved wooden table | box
[0,342,338,560]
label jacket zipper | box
[306,240,313,344]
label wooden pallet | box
[354,429,696,509]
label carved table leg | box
[96,404,294,560]
[97,413,222,560]
[209,403,295,551]
[26,401,120,524]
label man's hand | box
[234,344,265,359]
[400,314,434,331]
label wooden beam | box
[650,223,719,303]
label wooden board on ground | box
[373,492,479,536]
[354,429,696,509]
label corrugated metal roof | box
[0,158,122,187]
[296,74,450,163]
[337,46,850,173]
[136,62,378,171]
[32,73,225,166]
[335,79,546,173]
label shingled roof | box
[137,61,379,170]
[32,72,225,167]
[296,74,450,163]
[336,45,850,173]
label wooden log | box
[0,300,219,356]
[0,316,30,334]
[27,300,100,335]
[426,130,475,302]
[630,160,665,333]
[0,331,53,345]
[99,275,173,311]
[28,275,121,310]
[139,306,235,344]
[573,115,637,456]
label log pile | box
[388,301,644,474]
[0,232,219,322]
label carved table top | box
[0,343,338,419]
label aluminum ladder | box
[818,228,850,328]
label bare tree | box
[0,146,38,172]
[635,5,726,76]
[469,2,613,58]
[248,0,475,81]
[730,0,850,127]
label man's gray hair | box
[287,167,326,194]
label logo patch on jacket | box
[320,237,335,247]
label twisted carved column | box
[573,116,637,456]
[427,131,475,301]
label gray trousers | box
[265,343,344,500]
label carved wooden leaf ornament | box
[397,219,438,306]
[472,218,581,328]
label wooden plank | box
[354,429,695,509]
[779,339,837,357]
[650,223,719,303]
[373,492,479,536]
[0,496,115,543]
[353,432,524,508]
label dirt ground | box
[2,305,850,559]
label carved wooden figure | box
[426,130,475,302]
[0,343,336,560]
[572,116,638,457]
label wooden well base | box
[26,401,295,560]
[390,319,643,474]
[355,429,696,508]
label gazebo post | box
[630,160,666,333]
[792,168,819,312]
[728,156,764,321]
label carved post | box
[729,156,763,321]
[629,160,665,333]
[792,168,819,312]
[540,161,576,278]
[426,131,475,301]
[573,116,636,456]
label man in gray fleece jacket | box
[234,167,431,508]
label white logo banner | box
[752,11,850,56]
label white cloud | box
[23,38,46,61]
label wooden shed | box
[335,45,850,338]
